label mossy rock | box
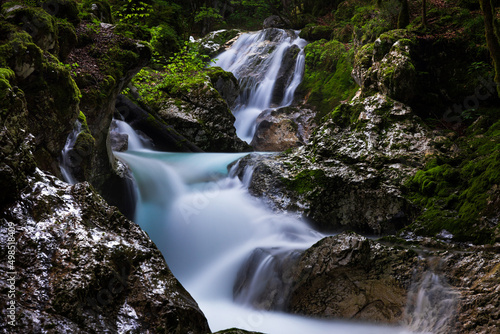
[42,0,80,25]
[4,5,58,53]
[299,25,334,41]
[80,0,113,23]
[404,118,500,244]
[56,18,77,61]
[298,39,358,120]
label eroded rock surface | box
[0,169,210,333]
[287,232,417,323]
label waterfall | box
[111,119,152,150]
[404,259,459,333]
[60,120,82,184]
[115,150,409,334]
[110,28,459,334]
[213,29,307,143]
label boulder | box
[155,78,251,152]
[352,31,417,104]
[250,106,315,151]
[236,94,431,234]
[286,232,418,323]
[0,170,210,333]
[263,15,287,29]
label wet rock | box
[197,29,241,58]
[441,249,500,334]
[237,94,430,234]
[115,95,203,152]
[0,169,210,333]
[272,44,300,106]
[109,131,128,152]
[251,106,316,151]
[156,78,251,152]
[263,15,288,29]
[287,232,418,323]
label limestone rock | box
[251,106,315,151]
[287,232,417,323]
[352,31,417,104]
[156,78,251,152]
[0,169,210,333]
[236,94,431,234]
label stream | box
[109,29,451,333]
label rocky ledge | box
[0,169,210,333]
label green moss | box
[404,118,500,244]
[5,6,58,53]
[299,39,358,120]
[282,169,327,195]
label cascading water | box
[110,29,457,334]
[115,149,408,334]
[213,29,307,143]
[60,120,82,184]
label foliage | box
[131,42,214,108]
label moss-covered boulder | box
[0,68,36,209]
[234,94,431,234]
[299,25,334,41]
[4,5,59,53]
[352,31,417,104]
[155,76,250,152]
[65,21,152,213]
[298,39,358,120]
[0,20,80,174]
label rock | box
[65,22,152,216]
[287,232,417,323]
[263,15,287,29]
[272,44,300,105]
[4,5,58,53]
[250,106,316,151]
[0,73,36,209]
[236,94,431,234]
[441,249,500,333]
[352,31,417,104]
[208,66,240,109]
[197,29,241,58]
[109,131,128,152]
[156,78,251,152]
[299,25,334,41]
[115,94,203,153]
[0,169,210,333]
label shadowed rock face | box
[286,232,417,323]
[0,169,210,333]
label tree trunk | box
[479,0,500,96]
[398,0,410,29]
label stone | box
[250,106,315,151]
[263,15,287,29]
[0,169,210,333]
[109,131,128,152]
[286,232,418,323]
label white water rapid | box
[213,29,307,143]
